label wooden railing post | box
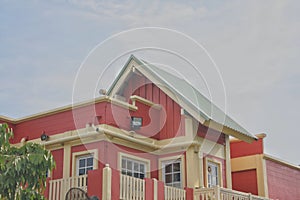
[153,178,158,200]
[249,193,253,200]
[102,164,112,200]
[214,186,221,200]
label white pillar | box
[102,164,112,200]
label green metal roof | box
[108,55,256,140]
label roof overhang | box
[204,120,257,143]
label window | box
[76,154,94,176]
[207,161,219,187]
[162,160,182,188]
[121,157,146,179]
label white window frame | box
[76,154,94,176]
[72,149,98,177]
[118,152,150,179]
[159,155,185,188]
[205,158,222,188]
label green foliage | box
[0,123,55,200]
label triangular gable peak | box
[108,55,256,143]
[108,55,206,122]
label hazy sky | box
[0,0,299,165]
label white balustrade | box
[120,174,145,200]
[164,185,186,200]
[48,174,88,200]
[194,186,270,200]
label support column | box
[261,158,269,198]
[153,178,158,200]
[102,164,112,200]
[198,151,204,188]
[225,135,232,189]
[186,146,200,188]
[63,144,71,178]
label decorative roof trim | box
[264,154,300,170]
[0,96,137,124]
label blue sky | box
[0,0,299,164]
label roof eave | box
[204,119,257,143]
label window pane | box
[134,173,139,178]
[165,164,172,173]
[173,163,180,172]
[127,160,132,169]
[140,164,144,173]
[127,171,132,176]
[79,159,85,167]
[173,173,181,182]
[134,163,139,171]
[166,174,172,183]
[87,157,93,166]
[79,169,85,175]
[122,159,126,168]
[140,173,145,179]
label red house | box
[1,55,270,200]
[231,133,300,200]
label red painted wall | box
[10,102,108,144]
[8,95,184,144]
[230,138,264,158]
[232,169,258,195]
[87,168,102,198]
[120,73,185,140]
[51,149,64,179]
[266,159,300,200]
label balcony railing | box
[194,186,269,200]
[165,185,186,200]
[120,174,145,200]
[48,174,88,200]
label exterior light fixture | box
[131,117,142,130]
[40,131,49,141]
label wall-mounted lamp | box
[40,131,49,141]
[131,117,142,130]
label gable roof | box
[108,55,257,143]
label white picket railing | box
[194,186,270,200]
[120,174,145,200]
[165,185,186,200]
[48,174,88,200]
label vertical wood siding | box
[121,73,184,139]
